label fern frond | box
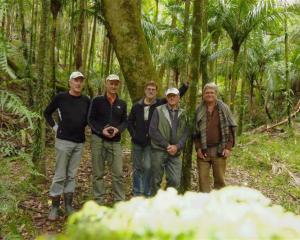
[0,90,39,129]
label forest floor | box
[1,126,300,239]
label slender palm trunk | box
[284,11,291,126]
[179,0,190,85]
[32,0,50,182]
[86,12,97,97]
[75,0,85,71]
[238,42,247,135]
[50,0,62,97]
[181,0,201,192]
[200,0,209,86]
[230,47,240,111]
[68,0,75,72]
[104,40,112,77]
[18,0,34,107]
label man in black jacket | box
[128,81,188,197]
[88,74,127,204]
[44,71,90,220]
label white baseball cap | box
[69,71,84,80]
[165,87,179,96]
[106,74,120,81]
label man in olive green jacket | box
[149,87,189,195]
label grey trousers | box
[150,148,182,196]
[91,134,124,204]
[49,138,83,197]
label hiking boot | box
[48,195,61,221]
[64,192,74,216]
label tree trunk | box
[249,76,254,114]
[209,32,220,83]
[75,0,85,71]
[181,0,202,192]
[18,0,34,107]
[102,0,158,101]
[31,0,50,182]
[50,0,62,97]
[154,0,159,24]
[68,0,75,72]
[200,0,209,86]
[82,0,89,73]
[179,0,190,85]
[104,40,113,77]
[230,46,240,111]
[284,10,291,127]
[86,11,98,97]
[29,0,39,64]
[238,42,247,135]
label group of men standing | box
[44,71,237,220]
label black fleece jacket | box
[44,92,90,143]
[88,94,127,142]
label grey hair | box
[203,82,218,94]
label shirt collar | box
[166,104,179,111]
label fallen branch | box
[251,99,300,133]
[271,162,300,187]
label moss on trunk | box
[102,0,158,101]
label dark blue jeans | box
[132,144,151,197]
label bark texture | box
[102,0,158,101]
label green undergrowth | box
[231,128,300,214]
[0,153,39,239]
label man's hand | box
[103,127,113,138]
[103,127,119,138]
[52,124,58,132]
[167,145,178,156]
[197,149,206,159]
[222,149,231,158]
[110,127,119,137]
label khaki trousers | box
[91,134,124,204]
[197,147,227,193]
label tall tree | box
[50,0,62,97]
[31,0,50,181]
[102,0,158,101]
[181,0,202,192]
[217,0,276,111]
[18,0,34,106]
[200,0,209,86]
[179,0,190,85]
[75,0,85,71]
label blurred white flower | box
[66,186,300,240]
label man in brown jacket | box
[194,83,237,192]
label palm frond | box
[208,47,232,62]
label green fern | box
[0,90,39,129]
[0,0,9,75]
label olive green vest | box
[151,104,187,151]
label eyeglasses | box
[146,88,157,92]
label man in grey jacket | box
[149,87,189,195]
